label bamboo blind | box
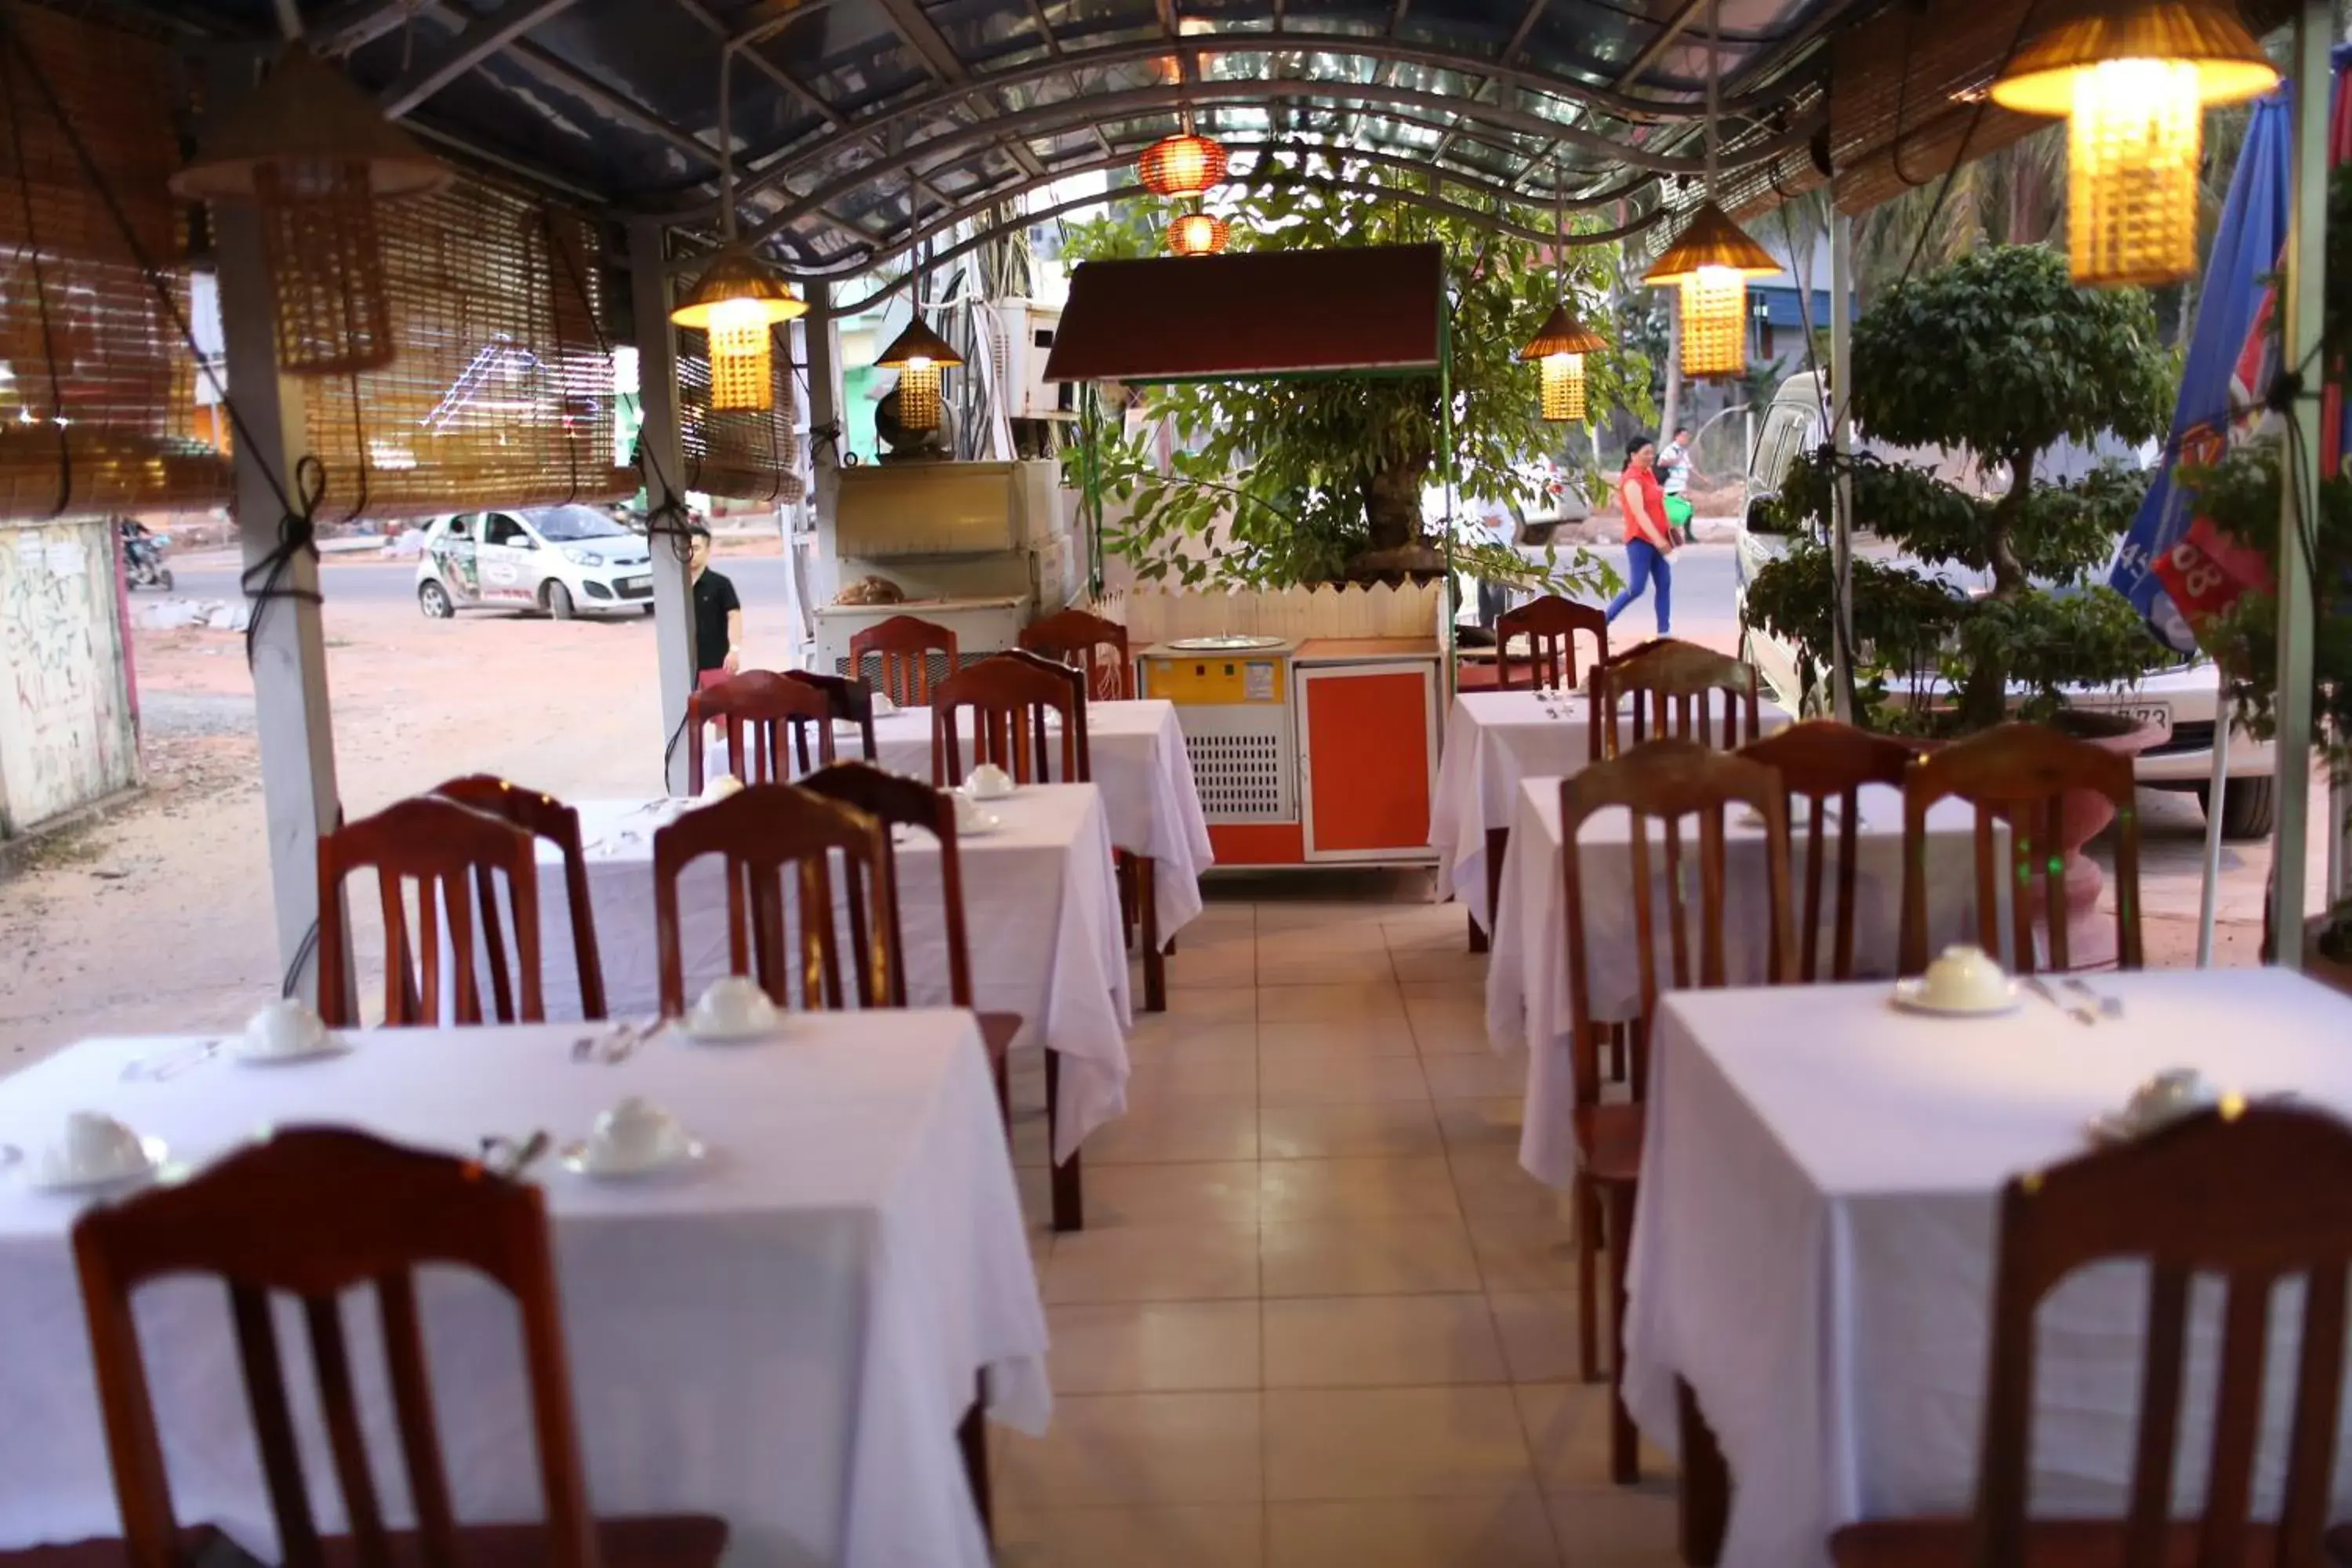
[301,176,630,521]
[0,2,230,521]
[678,329,804,504]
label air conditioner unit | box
[986,299,1076,420]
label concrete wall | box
[0,520,138,837]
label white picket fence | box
[1092,582,1443,644]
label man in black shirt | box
[688,522,742,688]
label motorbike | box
[118,520,172,592]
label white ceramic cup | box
[2129,1068,2217,1130]
[591,1096,681,1167]
[1922,944,2006,1009]
[953,792,991,833]
[695,975,773,1031]
[61,1111,144,1181]
[965,764,1014,800]
[245,997,326,1058]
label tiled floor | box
[996,879,1682,1567]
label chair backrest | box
[1737,721,1916,982]
[686,670,835,793]
[785,670,878,761]
[1018,608,1134,700]
[931,653,1084,786]
[72,1127,599,1568]
[317,795,543,1029]
[1001,647,1095,781]
[650,782,898,1017]
[1495,596,1609,693]
[1558,738,1795,1110]
[1970,1102,2352,1566]
[1897,720,2140,976]
[848,614,959,708]
[1593,639,1764,757]
[797,760,975,1007]
[430,775,607,1022]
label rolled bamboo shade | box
[0,3,230,521]
[678,336,804,504]
[301,176,631,521]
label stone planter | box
[2049,709,2161,969]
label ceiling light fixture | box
[1519,167,1609,422]
[670,47,806,412]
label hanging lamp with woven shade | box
[1138,132,1229,198]
[1991,0,2277,286]
[170,47,449,377]
[671,246,807,412]
[1643,201,1780,380]
[1167,212,1229,256]
[1518,303,1610,423]
[873,314,963,432]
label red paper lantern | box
[1165,212,1229,256]
[1138,134,1228,198]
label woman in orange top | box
[1603,434,1675,636]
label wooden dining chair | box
[686,670,835,793]
[1593,638,1765,757]
[1001,648,1097,782]
[785,669,879,761]
[1018,608,1134,700]
[848,614,959,708]
[71,1126,728,1568]
[931,654,1085,788]
[1559,737,1797,1487]
[650,782,898,1017]
[1737,721,1918,983]
[1896,720,2142,977]
[1828,1099,2352,1568]
[430,774,608,1022]
[316,795,543,1030]
[1495,596,1609,692]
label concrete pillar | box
[804,283,845,621]
[626,220,699,796]
[1828,212,1856,724]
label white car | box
[414,506,655,620]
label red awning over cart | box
[1042,243,1446,383]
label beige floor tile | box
[994,1391,1265,1507]
[1127,1019,1261,1062]
[1421,1051,1534,1101]
[1254,897,1403,932]
[1258,950,1404,986]
[1264,1386,1536,1500]
[1515,1384,1679,1494]
[1127,1047,1260,1102]
[1044,1223,1261,1303]
[1167,945,1259,989]
[1047,1301,1263,1393]
[1447,1147,1565,1219]
[1087,1099,1260,1164]
[1154,986,1259,1023]
[1467,1211,1583,1293]
[1400,978,1490,1002]
[1436,1098,1527,1152]
[1486,1292,1591,1384]
[1261,1294,1507,1388]
[1258,923,1398,959]
[1407,998,1499,1054]
[1267,1493,1563,1567]
[1256,1016,1420,1056]
[1260,984,1408,1022]
[1381,909,1472,951]
[1261,1217,1484,1298]
[1259,1102,1447,1160]
[1258,1051,1429,1106]
[996,1504,1267,1568]
[1545,1486,1681,1567]
[1084,1161,1265,1225]
[1259,1155,1461,1223]
[1390,948,1494,987]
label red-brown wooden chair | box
[1592,638,1765,757]
[430,774,608,1022]
[686,670,835,793]
[71,1126,727,1568]
[848,615,959,708]
[1495,595,1609,693]
[1828,1101,2352,1567]
[784,670,879,761]
[650,783,898,1017]
[316,795,543,1030]
[1559,738,1795,1486]
[931,654,1085,788]
[1737,721,1917,982]
[1018,608,1134,701]
[1897,720,2142,978]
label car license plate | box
[2089,702,2171,740]
[621,575,651,595]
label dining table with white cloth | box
[551,785,1130,1162]
[0,1011,1047,1567]
[705,697,1214,942]
[1427,688,1792,939]
[1484,779,1996,1189]
[1623,967,2352,1567]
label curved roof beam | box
[742,80,1820,249]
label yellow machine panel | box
[1138,651,1290,706]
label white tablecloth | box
[554,787,1131,1163]
[1427,690,1791,935]
[1485,780,1994,1189]
[706,699,1214,939]
[1626,969,2352,1567]
[0,1014,1047,1567]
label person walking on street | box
[688,521,743,690]
[1659,425,1696,543]
[1604,436,1675,637]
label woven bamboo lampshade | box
[1167,212,1230,256]
[873,315,963,431]
[1643,202,1780,380]
[171,47,449,377]
[671,247,807,412]
[1516,303,1609,423]
[1138,133,1229,198]
[1991,1,2277,285]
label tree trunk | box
[1959,448,2038,731]
[1363,459,1427,553]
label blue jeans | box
[1605,538,1671,634]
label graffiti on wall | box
[0,520,135,836]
